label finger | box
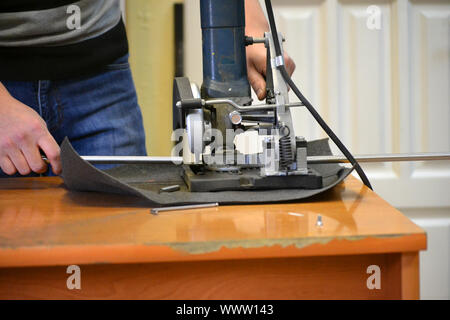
[20,142,48,174]
[0,156,17,176]
[38,135,61,175]
[7,148,31,175]
[284,54,296,76]
[248,66,267,100]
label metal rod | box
[82,155,182,164]
[150,202,219,215]
[42,155,184,164]
[43,152,449,165]
[307,152,450,164]
[204,99,303,112]
[251,37,267,44]
[159,185,181,193]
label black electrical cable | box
[264,0,373,190]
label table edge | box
[0,233,427,268]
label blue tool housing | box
[200,0,251,100]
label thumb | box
[38,134,62,175]
[248,66,267,100]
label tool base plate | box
[183,165,323,192]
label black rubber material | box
[61,137,353,207]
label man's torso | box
[0,0,128,80]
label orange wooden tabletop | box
[0,176,426,268]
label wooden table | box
[0,176,426,299]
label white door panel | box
[335,1,397,187]
[406,2,450,205]
[274,0,449,208]
[275,2,325,140]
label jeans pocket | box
[104,54,130,71]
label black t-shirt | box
[0,0,129,80]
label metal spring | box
[279,135,293,170]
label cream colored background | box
[125,0,181,156]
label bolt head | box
[229,111,242,125]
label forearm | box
[245,0,269,36]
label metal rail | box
[80,155,182,164]
[44,152,450,165]
[307,152,450,164]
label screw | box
[316,214,323,227]
[159,185,180,193]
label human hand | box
[0,86,61,176]
[246,44,296,100]
[245,0,296,100]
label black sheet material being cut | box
[60,138,353,206]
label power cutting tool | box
[172,0,365,192]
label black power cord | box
[264,0,373,190]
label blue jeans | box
[0,54,147,177]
